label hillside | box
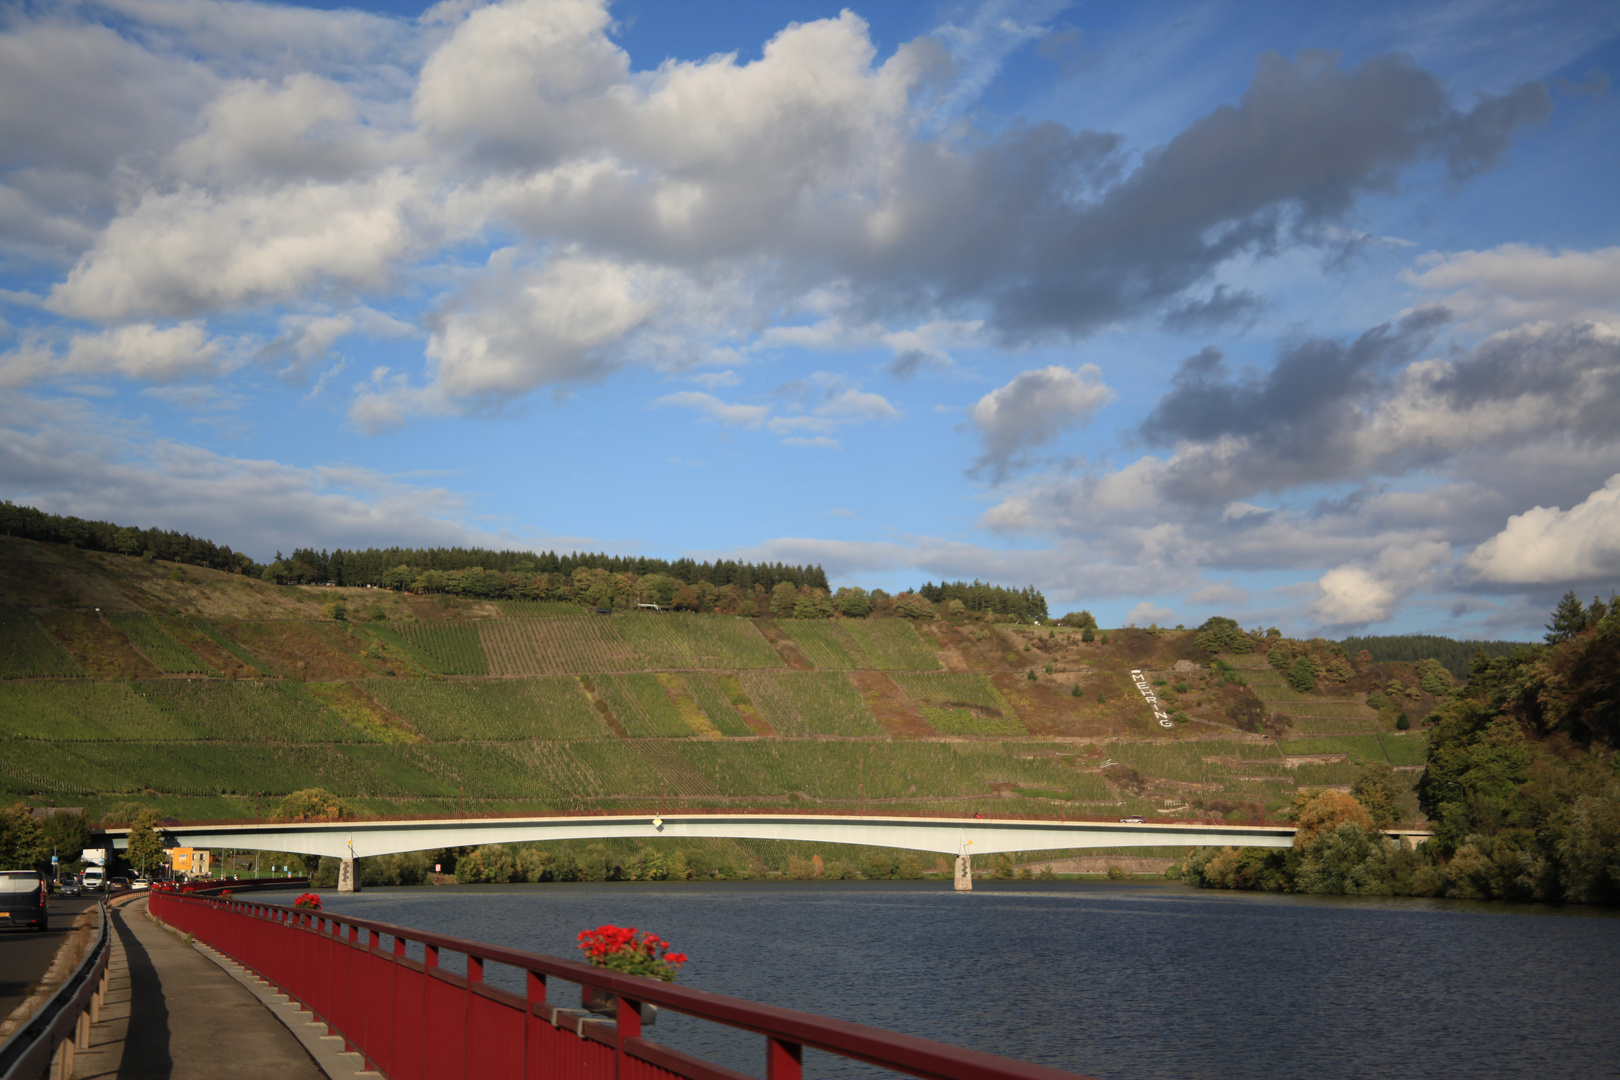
[0,535,1435,826]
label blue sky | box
[2,0,1618,637]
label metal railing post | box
[767,1036,803,1080]
[615,992,642,1080]
[463,954,482,1080]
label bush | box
[1395,714,1411,730]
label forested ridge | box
[1339,634,1527,678]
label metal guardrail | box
[152,891,1100,1080]
[0,902,112,1080]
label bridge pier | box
[337,858,361,893]
[954,854,972,892]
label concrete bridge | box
[103,811,1332,891]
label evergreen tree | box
[1546,590,1588,644]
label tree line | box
[0,500,256,574]
[266,544,830,594]
[1338,634,1527,679]
[1183,592,1620,904]
[913,580,1049,622]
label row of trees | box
[0,501,257,574]
[913,581,1049,622]
[266,545,830,594]
[0,804,94,873]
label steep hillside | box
[0,535,1430,824]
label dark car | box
[1,871,49,932]
[59,874,82,897]
[108,877,132,893]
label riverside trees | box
[1184,593,1620,904]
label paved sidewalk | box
[72,898,329,1080]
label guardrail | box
[150,891,1099,1080]
[0,902,112,1080]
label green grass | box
[105,613,218,675]
[617,614,781,669]
[683,673,756,736]
[364,677,608,740]
[1279,715,1384,734]
[1280,735,1391,764]
[394,621,489,675]
[779,620,941,671]
[596,675,693,738]
[1378,730,1429,766]
[916,707,1027,736]
[735,672,885,737]
[0,607,84,678]
[891,672,1025,734]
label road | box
[0,894,101,1020]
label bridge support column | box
[954,854,972,892]
[337,858,361,893]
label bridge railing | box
[149,891,1098,1080]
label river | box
[322,880,1619,1080]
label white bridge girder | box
[107,813,1300,860]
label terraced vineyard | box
[394,621,489,675]
[364,677,607,740]
[736,671,887,737]
[0,534,1444,826]
[781,620,941,671]
[0,607,84,678]
[480,616,641,674]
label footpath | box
[71,896,373,1080]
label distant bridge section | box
[104,812,1428,892]
[106,810,1298,861]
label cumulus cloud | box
[1125,601,1175,627]
[0,322,235,386]
[1465,474,1620,585]
[8,1,1555,416]
[969,364,1113,482]
[1310,542,1450,627]
[1404,244,1620,329]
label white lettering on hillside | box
[1131,669,1175,728]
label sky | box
[2,0,1618,638]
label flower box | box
[580,985,658,1025]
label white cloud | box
[1125,600,1175,627]
[1465,474,1620,585]
[1405,244,1620,329]
[1310,541,1451,627]
[48,173,422,321]
[654,391,769,428]
[1311,565,1398,625]
[0,321,233,386]
[968,364,1114,482]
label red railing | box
[149,892,1099,1080]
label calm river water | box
[322,881,1619,1080]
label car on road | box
[131,878,151,890]
[1118,816,1146,823]
[108,877,132,893]
[58,875,82,897]
[1,871,50,932]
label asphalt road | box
[0,894,102,1020]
